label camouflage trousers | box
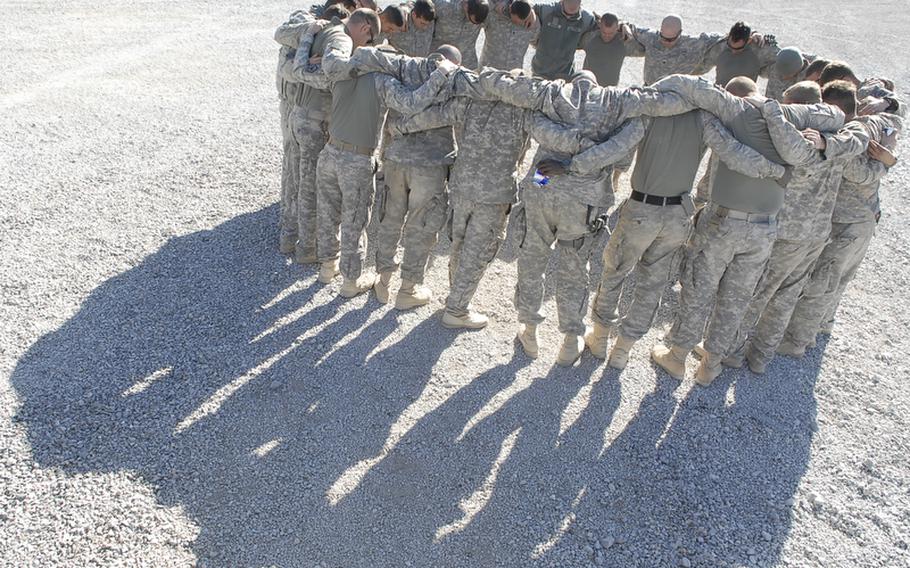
[726,238,827,366]
[315,144,375,280]
[694,152,719,208]
[374,162,449,283]
[291,108,329,261]
[446,198,511,317]
[591,198,691,340]
[784,220,876,349]
[667,206,777,355]
[279,99,299,249]
[514,187,606,336]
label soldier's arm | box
[650,75,745,124]
[347,47,409,76]
[375,68,451,115]
[761,100,824,165]
[287,35,333,89]
[525,111,589,154]
[274,11,315,47]
[819,121,871,162]
[321,31,357,82]
[624,25,650,57]
[567,118,647,175]
[393,98,467,135]
[468,69,562,115]
[700,111,785,179]
[691,32,727,73]
[781,101,845,131]
[858,80,906,118]
[619,86,697,122]
[843,154,889,186]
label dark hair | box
[729,21,751,43]
[822,80,858,116]
[600,12,619,27]
[466,0,490,24]
[509,0,532,20]
[819,61,859,86]
[413,0,436,22]
[349,8,382,36]
[323,4,351,20]
[382,5,406,28]
[804,58,830,79]
[337,0,358,11]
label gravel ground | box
[2,1,909,566]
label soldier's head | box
[561,0,582,19]
[463,0,490,25]
[380,5,407,32]
[412,0,436,30]
[433,44,463,65]
[775,47,805,80]
[783,81,822,104]
[326,0,357,12]
[727,21,751,51]
[598,13,620,42]
[509,0,533,26]
[323,4,351,21]
[570,69,598,87]
[802,58,830,83]
[822,80,858,120]
[356,0,378,10]
[725,76,759,97]
[347,8,382,47]
[819,61,860,88]
[659,15,683,47]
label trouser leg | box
[514,196,556,326]
[278,100,299,246]
[820,221,875,328]
[702,222,775,356]
[553,197,603,336]
[315,146,342,264]
[337,153,375,280]
[374,162,410,275]
[295,114,328,260]
[446,200,510,316]
[619,204,691,340]
[400,165,449,284]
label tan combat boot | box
[651,344,688,380]
[373,271,393,304]
[318,260,340,284]
[279,235,297,255]
[608,335,636,370]
[441,310,489,330]
[294,246,318,265]
[395,280,432,310]
[584,322,611,359]
[722,352,745,369]
[516,324,539,359]
[339,273,378,298]
[693,341,707,359]
[557,333,585,367]
[745,349,768,375]
[776,340,806,358]
[695,352,723,386]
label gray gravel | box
[2,0,909,566]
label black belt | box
[630,190,683,206]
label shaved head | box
[783,81,822,104]
[661,14,682,36]
[434,44,462,65]
[725,76,758,97]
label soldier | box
[723,81,871,374]
[764,47,815,101]
[585,110,786,369]
[388,0,437,57]
[818,61,906,116]
[703,21,779,88]
[479,0,539,71]
[377,4,409,43]
[780,110,901,356]
[581,13,638,88]
[624,15,725,85]
[647,74,846,385]
[430,0,489,69]
[388,72,590,328]
[530,0,596,80]
[298,36,461,299]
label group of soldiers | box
[272,0,903,385]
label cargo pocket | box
[512,203,528,250]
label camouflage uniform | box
[726,104,871,367]
[591,111,785,341]
[783,113,902,349]
[479,6,539,70]
[530,2,596,80]
[430,0,483,69]
[393,96,586,317]
[764,53,815,102]
[626,26,725,85]
[652,75,844,356]
[387,9,435,57]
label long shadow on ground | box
[11,204,824,566]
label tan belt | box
[328,137,373,157]
[714,205,776,224]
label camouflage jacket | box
[274,11,314,101]
[386,10,435,57]
[392,97,587,204]
[479,7,538,71]
[760,100,871,240]
[834,113,903,223]
[763,53,816,102]
[430,0,483,69]
[858,79,906,118]
[627,26,725,85]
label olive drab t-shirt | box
[582,33,628,87]
[630,112,705,197]
[329,74,383,150]
[715,46,763,87]
[531,2,596,79]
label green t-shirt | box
[631,112,705,197]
